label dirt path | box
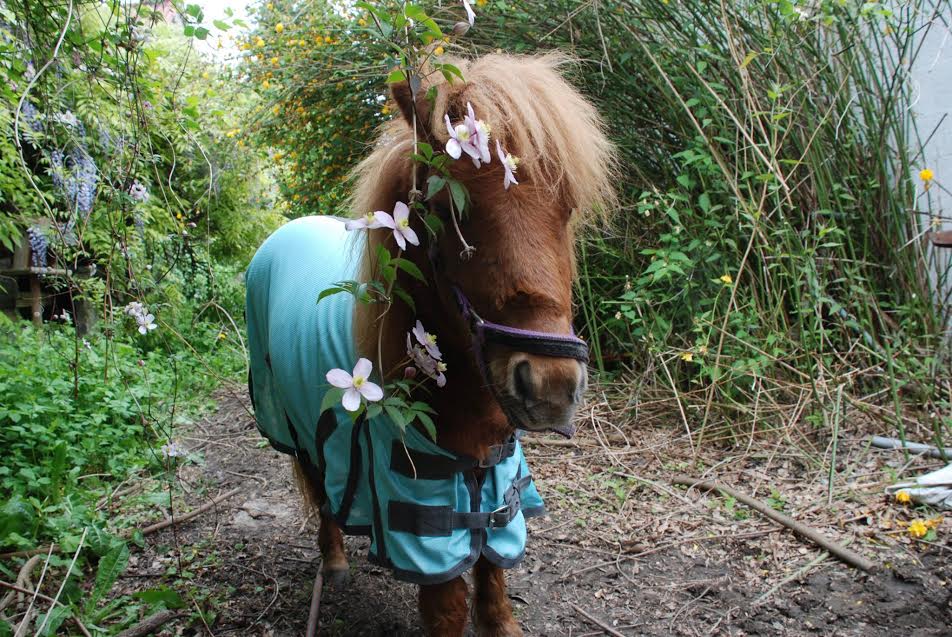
[130,388,951,635]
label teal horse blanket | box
[245,216,545,584]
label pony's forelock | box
[350,53,618,224]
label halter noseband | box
[451,285,589,377]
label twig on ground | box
[115,610,182,637]
[306,571,324,637]
[672,475,877,572]
[752,551,829,606]
[571,603,626,637]
[138,487,242,536]
[0,546,59,560]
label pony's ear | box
[390,79,434,139]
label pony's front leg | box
[419,576,469,636]
[472,556,523,637]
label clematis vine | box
[412,320,442,360]
[406,321,447,387]
[444,102,491,168]
[375,201,419,250]
[495,140,520,190]
[345,211,384,231]
[327,358,384,411]
[124,301,157,335]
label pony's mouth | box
[495,392,580,434]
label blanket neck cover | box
[245,216,545,584]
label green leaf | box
[392,258,426,283]
[88,543,129,611]
[320,387,345,414]
[415,411,437,441]
[393,287,416,313]
[385,405,406,430]
[366,403,383,420]
[426,175,445,200]
[317,286,347,304]
[133,586,185,609]
[410,401,436,414]
[376,244,392,269]
[448,179,467,215]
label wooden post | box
[29,273,42,326]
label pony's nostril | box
[513,360,534,403]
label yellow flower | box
[357,17,367,26]
[719,273,733,285]
[680,352,693,362]
[908,519,928,538]
[920,168,935,183]
[434,45,445,56]
[275,23,284,33]
[895,490,911,504]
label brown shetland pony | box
[296,53,616,636]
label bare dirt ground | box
[124,386,951,636]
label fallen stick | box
[305,571,324,637]
[115,610,181,637]
[0,580,93,637]
[0,546,58,560]
[138,487,243,536]
[571,603,626,637]
[672,475,877,572]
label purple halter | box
[451,285,589,378]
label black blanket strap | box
[390,437,518,480]
[388,475,532,537]
[482,326,590,364]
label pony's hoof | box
[323,566,351,588]
[474,620,524,637]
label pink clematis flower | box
[445,102,491,168]
[412,320,442,360]
[495,139,520,189]
[406,334,448,387]
[345,211,384,231]
[462,0,475,26]
[374,202,419,250]
[326,358,384,412]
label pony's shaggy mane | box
[350,52,618,223]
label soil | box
[124,386,952,636]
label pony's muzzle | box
[506,353,586,431]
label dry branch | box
[115,610,181,637]
[672,475,877,572]
[571,603,626,637]
[305,571,324,637]
[138,487,242,536]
